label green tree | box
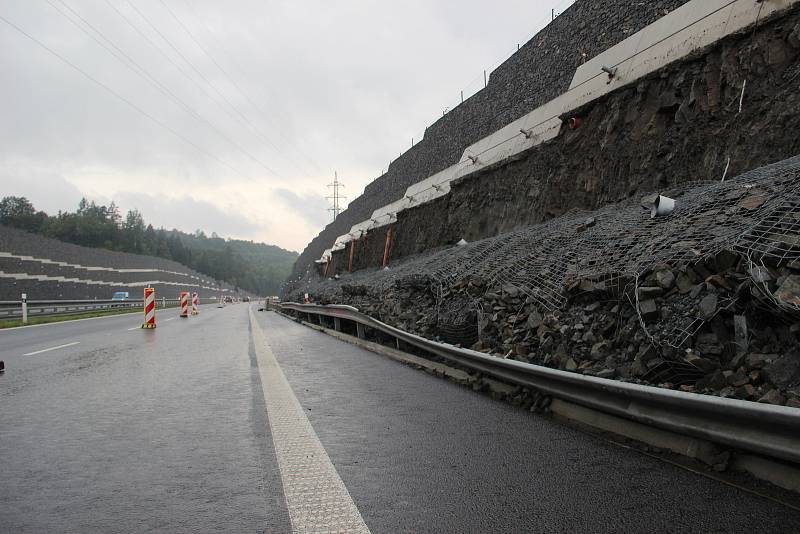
[0,196,47,232]
[1,196,298,295]
[121,209,146,253]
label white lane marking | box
[164,317,176,322]
[249,309,371,534]
[24,341,80,356]
[127,326,141,331]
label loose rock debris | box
[289,156,800,407]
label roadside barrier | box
[179,291,189,318]
[278,302,800,465]
[0,297,212,320]
[191,292,199,315]
[141,287,156,329]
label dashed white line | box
[164,317,177,322]
[249,308,371,534]
[24,341,80,356]
[127,326,141,331]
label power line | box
[105,0,271,164]
[0,10,246,178]
[157,0,315,178]
[127,0,298,177]
[104,0,207,96]
[123,0,273,159]
[178,0,323,174]
[48,0,278,177]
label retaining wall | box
[325,5,800,273]
[290,0,693,286]
[0,225,235,300]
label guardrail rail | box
[278,302,800,466]
[0,298,216,320]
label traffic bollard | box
[142,287,157,329]
[179,291,189,318]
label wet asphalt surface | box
[258,312,800,534]
[0,305,289,533]
[1,305,799,533]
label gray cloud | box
[273,188,332,230]
[112,191,261,238]
[0,0,572,249]
[0,167,84,214]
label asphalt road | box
[1,305,799,533]
[0,304,290,533]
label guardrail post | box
[21,293,28,324]
[356,323,366,339]
[334,317,341,331]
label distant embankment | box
[0,225,235,300]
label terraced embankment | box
[0,225,235,300]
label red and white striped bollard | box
[142,287,156,329]
[191,292,199,315]
[179,291,189,318]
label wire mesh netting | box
[299,155,800,349]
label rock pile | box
[308,247,800,408]
[296,158,800,408]
[472,248,800,407]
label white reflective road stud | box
[249,309,371,534]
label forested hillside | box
[0,196,296,295]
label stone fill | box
[289,156,800,407]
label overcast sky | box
[0,0,574,252]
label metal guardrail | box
[279,302,800,465]
[0,298,215,319]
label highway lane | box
[0,305,204,357]
[0,305,225,384]
[2,304,799,532]
[255,312,800,533]
[0,304,290,533]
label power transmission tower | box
[327,172,347,221]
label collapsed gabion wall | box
[293,155,800,352]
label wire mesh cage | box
[300,155,800,351]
